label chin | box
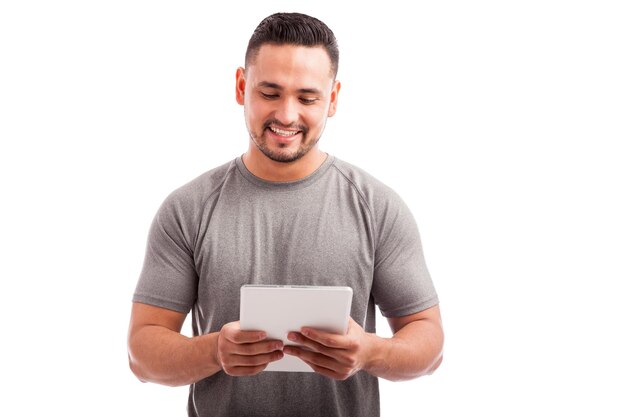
[264,151,304,164]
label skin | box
[237,44,340,181]
[128,43,444,386]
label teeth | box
[270,126,299,136]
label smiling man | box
[128,12,443,417]
[238,42,340,180]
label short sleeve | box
[371,192,438,318]
[132,191,199,313]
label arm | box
[283,304,443,381]
[369,304,444,381]
[127,302,284,386]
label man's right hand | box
[216,321,284,376]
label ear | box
[235,67,246,106]
[327,80,341,117]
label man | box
[128,12,443,417]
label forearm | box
[128,326,221,387]
[364,319,444,382]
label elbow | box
[408,353,444,381]
[127,337,153,384]
[424,324,444,376]
[425,332,445,376]
[384,353,444,382]
[128,353,148,383]
[127,350,190,388]
[426,352,443,376]
[128,329,148,383]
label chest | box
[193,189,375,316]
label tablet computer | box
[239,285,353,372]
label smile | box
[269,126,301,137]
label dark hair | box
[245,12,339,78]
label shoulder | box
[330,157,404,210]
[330,157,418,245]
[158,159,236,219]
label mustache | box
[263,119,308,134]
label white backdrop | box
[1,1,624,415]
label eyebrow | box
[257,81,322,95]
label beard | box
[248,118,319,163]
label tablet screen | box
[239,285,353,372]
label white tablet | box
[239,285,353,372]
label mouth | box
[266,125,303,144]
[268,125,301,137]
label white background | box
[1,1,624,415]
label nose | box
[274,97,299,126]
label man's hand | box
[282,317,375,380]
[216,321,284,376]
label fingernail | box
[288,333,297,341]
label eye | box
[260,92,279,100]
[299,97,318,105]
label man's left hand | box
[283,317,374,380]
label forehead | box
[247,44,334,88]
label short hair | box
[245,12,339,78]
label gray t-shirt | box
[133,155,438,417]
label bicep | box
[129,302,187,336]
[386,304,442,334]
[127,302,194,383]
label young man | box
[128,12,443,417]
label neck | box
[242,143,327,182]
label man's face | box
[236,44,340,163]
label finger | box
[224,364,268,376]
[223,325,267,344]
[287,332,334,356]
[228,340,284,356]
[283,346,336,369]
[226,350,284,368]
[284,339,358,371]
[299,327,346,349]
[225,348,287,376]
[305,362,353,381]
[283,347,351,380]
